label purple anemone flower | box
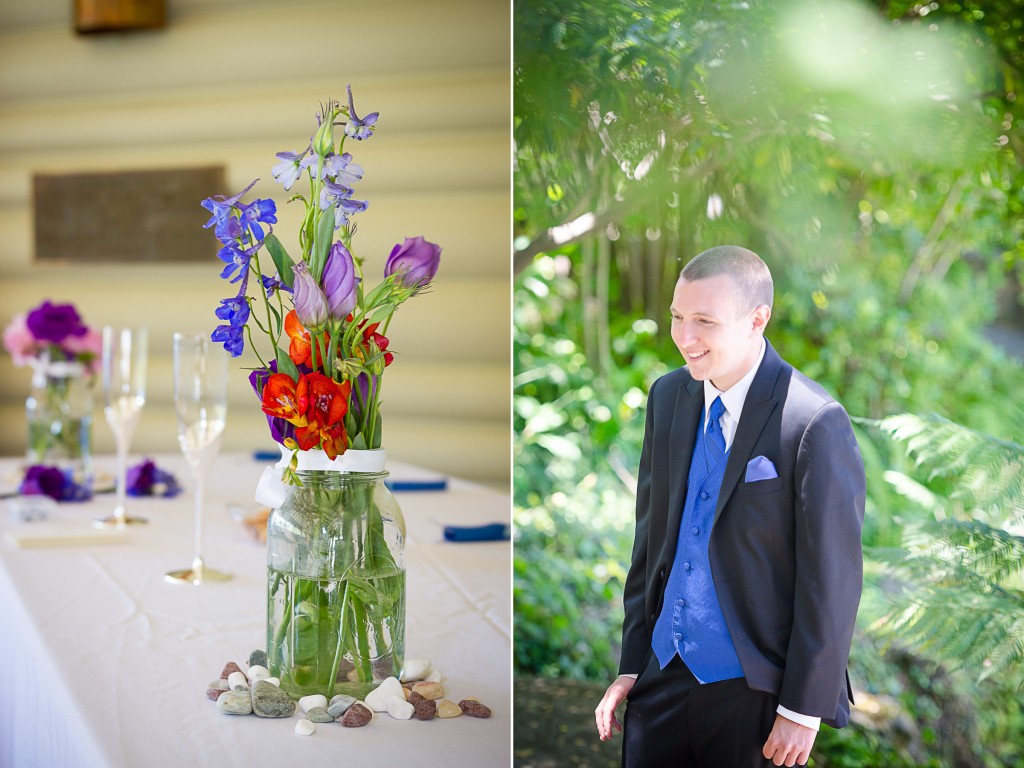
[25,301,88,344]
[19,465,67,500]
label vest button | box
[700,491,708,500]
[691,526,699,536]
[683,562,691,571]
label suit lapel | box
[713,341,783,527]
[662,376,703,566]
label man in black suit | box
[595,245,865,767]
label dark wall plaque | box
[74,0,166,34]
[33,166,226,264]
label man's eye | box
[700,319,715,326]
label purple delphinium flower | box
[238,198,277,242]
[215,295,250,329]
[272,150,309,191]
[201,180,258,233]
[261,275,293,298]
[333,196,369,229]
[217,244,251,282]
[25,301,88,344]
[211,324,245,357]
[291,261,329,330]
[324,152,364,188]
[344,84,378,141]
[384,236,442,291]
[321,242,359,320]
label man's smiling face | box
[669,274,770,392]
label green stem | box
[327,580,351,694]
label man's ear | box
[751,305,771,334]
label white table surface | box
[0,452,511,768]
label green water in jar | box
[266,567,406,699]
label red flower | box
[260,373,308,427]
[294,372,351,459]
[285,310,330,368]
[360,321,394,367]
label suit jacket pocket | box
[734,477,784,496]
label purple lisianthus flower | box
[384,236,442,291]
[291,261,329,330]
[238,198,277,242]
[272,149,309,191]
[321,242,359,320]
[19,465,67,500]
[344,84,378,141]
[126,459,182,497]
[25,301,88,344]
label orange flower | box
[294,372,351,459]
[284,310,330,368]
[260,373,308,427]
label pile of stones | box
[206,650,492,736]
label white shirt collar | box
[703,338,766,450]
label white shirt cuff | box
[621,673,638,679]
[776,705,821,731]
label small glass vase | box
[25,355,94,487]
[266,462,406,700]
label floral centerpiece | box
[202,85,440,698]
[3,301,101,486]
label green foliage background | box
[514,0,1024,765]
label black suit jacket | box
[618,340,865,728]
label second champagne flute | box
[95,326,147,528]
[165,332,230,585]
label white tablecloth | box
[0,453,510,768]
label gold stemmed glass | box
[165,332,231,585]
[95,326,148,528]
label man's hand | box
[594,675,636,741]
[762,714,817,766]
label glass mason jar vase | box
[266,467,406,700]
[25,355,94,487]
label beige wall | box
[0,0,510,486]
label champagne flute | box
[95,326,148,528]
[165,333,231,585]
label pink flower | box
[2,313,39,367]
[62,326,103,374]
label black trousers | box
[623,653,783,768]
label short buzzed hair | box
[680,245,774,313]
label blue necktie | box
[707,396,726,462]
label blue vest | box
[651,410,744,683]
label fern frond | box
[872,412,1023,517]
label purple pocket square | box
[745,455,778,482]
